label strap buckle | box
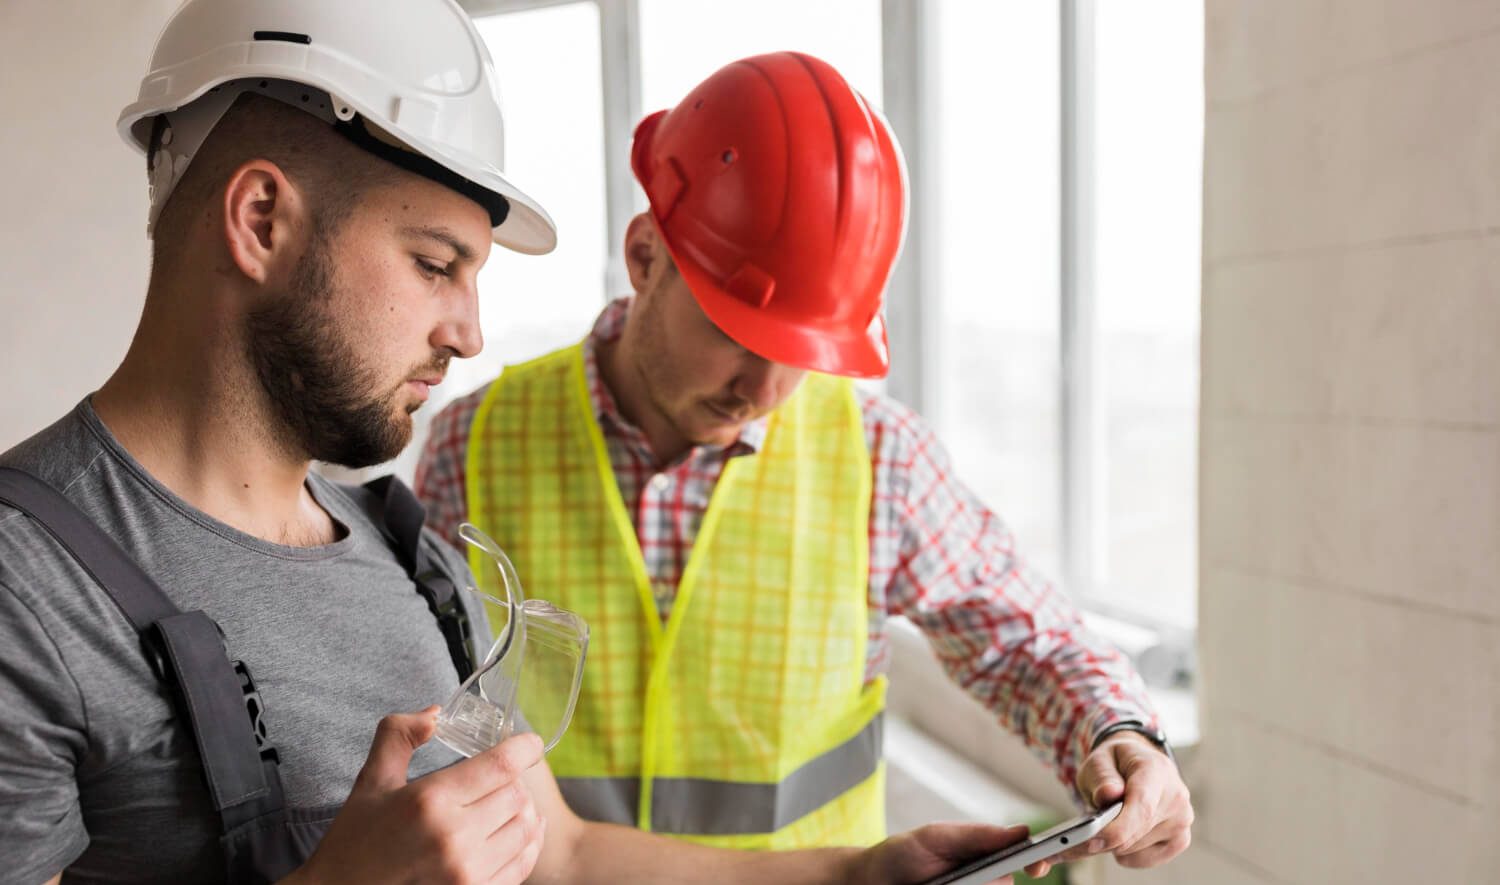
[418,570,475,681]
[232,658,279,765]
[140,628,174,687]
[143,618,279,765]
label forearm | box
[891,505,1156,788]
[974,624,1157,787]
[535,818,862,885]
[524,760,863,885]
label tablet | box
[919,802,1124,885]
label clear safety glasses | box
[435,524,588,757]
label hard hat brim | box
[120,98,556,256]
[118,65,556,255]
[671,247,892,380]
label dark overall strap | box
[0,468,282,824]
[361,474,475,681]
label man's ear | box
[623,212,668,295]
[221,159,304,286]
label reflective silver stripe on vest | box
[558,714,883,836]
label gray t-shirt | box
[0,401,486,884]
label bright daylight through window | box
[448,0,1203,637]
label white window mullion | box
[597,0,643,302]
[880,0,939,420]
[1061,0,1106,598]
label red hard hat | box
[630,52,907,379]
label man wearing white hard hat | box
[0,2,1034,884]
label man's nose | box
[731,355,789,411]
[433,279,483,359]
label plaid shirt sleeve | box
[862,391,1160,794]
[413,384,490,554]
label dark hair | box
[150,94,399,271]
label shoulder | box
[854,387,945,465]
[0,406,122,599]
[0,452,152,742]
[0,403,107,495]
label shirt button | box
[650,473,670,493]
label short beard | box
[245,222,413,468]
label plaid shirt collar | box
[581,296,768,466]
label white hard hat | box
[118,0,556,254]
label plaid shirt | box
[415,297,1159,790]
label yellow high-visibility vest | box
[466,342,885,849]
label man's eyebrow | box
[401,225,477,263]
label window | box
[460,3,609,395]
[450,0,1203,632]
[909,1,1201,630]
[437,0,1205,797]
[639,0,882,112]
[927,0,1064,579]
[390,1,610,483]
[1094,1,1202,627]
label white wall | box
[1090,2,1500,883]
[0,1,178,451]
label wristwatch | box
[1092,720,1177,768]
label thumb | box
[1089,764,1126,808]
[352,706,440,796]
[1080,747,1127,808]
[924,822,1031,862]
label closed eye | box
[415,257,452,279]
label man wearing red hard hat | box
[418,52,1192,875]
